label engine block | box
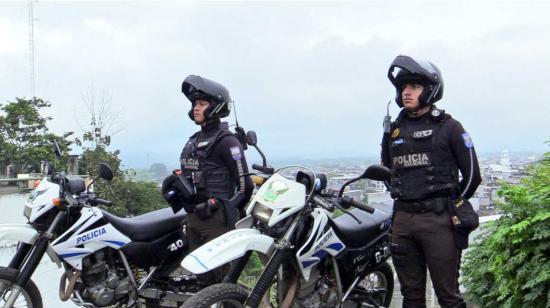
[80,250,131,307]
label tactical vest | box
[388,113,460,201]
[179,123,236,201]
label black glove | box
[161,174,190,213]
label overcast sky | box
[1,1,549,168]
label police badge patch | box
[197,141,210,148]
[461,132,474,148]
[391,128,400,139]
[230,146,242,160]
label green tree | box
[0,97,73,170]
[462,148,550,308]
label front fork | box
[245,216,302,308]
[7,243,32,270]
[3,211,65,307]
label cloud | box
[1,2,549,168]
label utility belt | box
[394,197,450,215]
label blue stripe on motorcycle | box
[327,243,344,251]
[312,249,329,259]
[301,260,319,268]
[101,240,127,247]
[190,255,209,271]
[60,252,88,258]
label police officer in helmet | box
[381,55,481,308]
[162,75,253,285]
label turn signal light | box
[33,180,41,189]
[53,198,62,207]
[251,175,266,186]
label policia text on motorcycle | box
[161,75,254,285]
[381,55,481,308]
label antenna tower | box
[28,0,36,97]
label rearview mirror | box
[246,131,257,146]
[66,177,86,195]
[362,165,391,182]
[97,163,114,181]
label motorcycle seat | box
[330,201,392,248]
[101,207,187,241]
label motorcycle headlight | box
[252,202,274,223]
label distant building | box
[366,192,392,203]
[366,179,386,192]
[343,189,363,201]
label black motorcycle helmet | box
[387,55,444,108]
[181,75,232,122]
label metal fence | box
[0,164,25,179]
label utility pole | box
[28,0,36,97]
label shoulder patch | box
[230,146,242,160]
[461,132,474,148]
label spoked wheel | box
[0,267,42,308]
[354,262,394,307]
[182,283,249,308]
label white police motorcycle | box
[181,132,394,308]
[0,144,198,308]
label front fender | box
[182,228,274,274]
[0,223,61,268]
[0,224,38,244]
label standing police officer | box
[381,55,481,308]
[162,75,253,285]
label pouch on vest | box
[450,198,479,230]
[448,198,479,249]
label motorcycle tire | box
[0,266,43,308]
[182,283,249,308]
[355,261,394,307]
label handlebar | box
[252,164,274,174]
[340,196,375,214]
[94,198,113,206]
[321,189,375,214]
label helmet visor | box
[388,55,438,86]
[182,75,231,104]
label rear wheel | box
[0,267,42,308]
[182,283,249,308]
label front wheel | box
[353,261,394,307]
[0,266,42,308]
[182,283,249,308]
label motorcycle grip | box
[95,198,113,206]
[252,164,274,174]
[342,196,375,214]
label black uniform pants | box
[187,209,229,286]
[391,210,465,308]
